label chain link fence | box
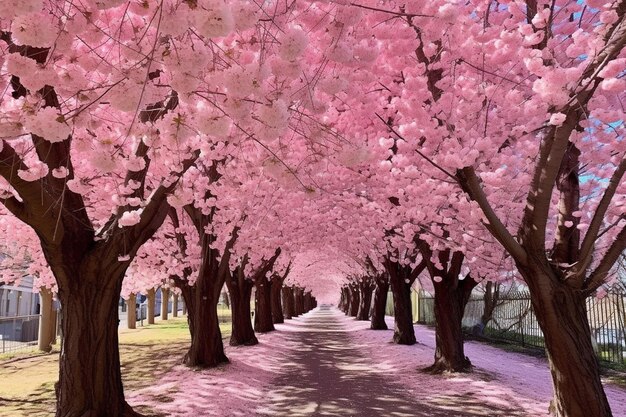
[416,289,626,365]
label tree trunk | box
[294,287,305,316]
[523,267,612,417]
[160,288,169,321]
[254,277,275,333]
[303,292,312,312]
[55,278,138,417]
[344,287,352,315]
[147,288,155,325]
[473,282,499,336]
[348,285,360,317]
[172,294,179,318]
[182,272,228,368]
[127,293,136,330]
[38,288,55,352]
[388,269,416,345]
[283,286,295,319]
[227,277,257,346]
[356,280,373,321]
[370,277,389,330]
[271,279,284,324]
[426,277,476,373]
[338,287,347,313]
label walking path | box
[127,307,626,416]
[258,306,434,417]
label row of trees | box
[0,1,624,417]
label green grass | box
[0,311,233,417]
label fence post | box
[517,302,520,346]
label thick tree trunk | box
[38,288,55,352]
[338,287,347,313]
[283,286,295,319]
[294,287,305,316]
[160,288,169,321]
[271,279,284,324]
[227,278,257,346]
[348,285,360,317]
[426,277,475,373]
[388,269,416,345]
[370,277,389,330]
[254,278,275,333]
[127,293,136,330]
[147,288,156,325]
[182,273,228,368]
[303,292,312,312]
[523,267,612,417]
[172,294,178,318]
[55,279,138,417]
[344,287,352,315]
[356,280,373,321]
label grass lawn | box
[0,313,232,417]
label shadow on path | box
[259,306,498,417]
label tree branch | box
[584,225,626,294]
[576,155,626,277]
[456,167,527,265]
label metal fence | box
[417,290,626,365]
[0,314,40,354]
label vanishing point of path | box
[260,306,462,417]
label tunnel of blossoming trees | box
[0,0,625,416]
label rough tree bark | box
[227,269,257,346]
[384,257,425,345]
[370,274,389,330]
[283,286,295,319]
[254,276,275,333]
[228,249,282,344]
[294,287,305,316]
[348,284,360,317]
[271,276,285,324]
[270,263,291,325]
[523,263,613,417]
[344,286,352,315]
[356,278,374,321]
[338,286,347,313]
[303,291,312,312]
[181,273,227,368]
[420,247,478,373]
[169,202,235,368]
[429,276,477,373]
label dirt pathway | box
[258,306,473,417]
